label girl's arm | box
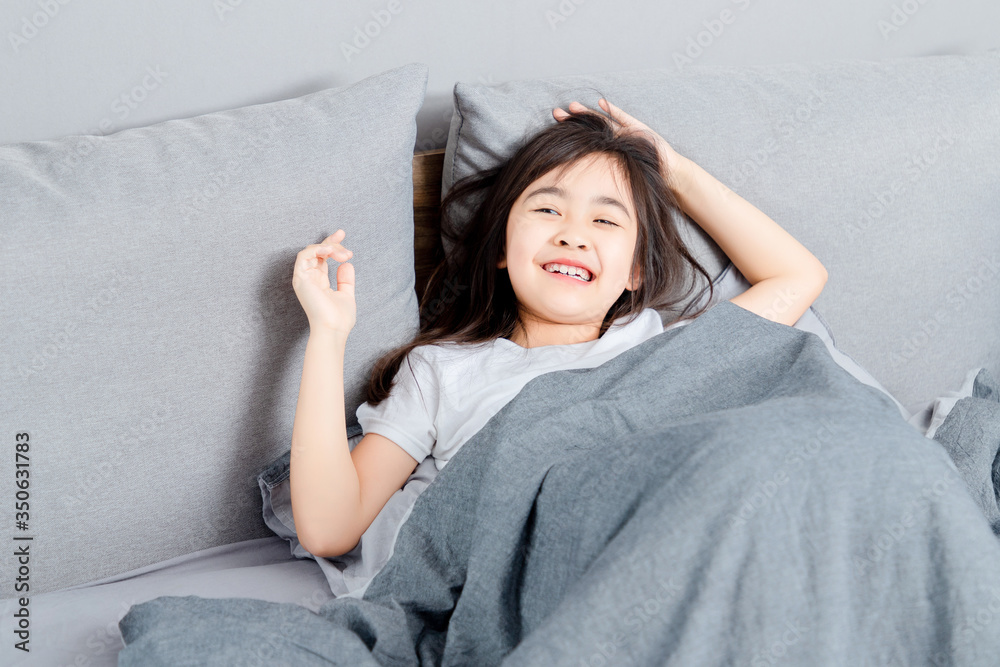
[289,230,362,558]
[289,231,421,559]
[669,155,829,326]
[290,328,363,557]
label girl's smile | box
[541,264,594,284]
[497,152,641,348]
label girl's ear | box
[497,256,506,270]
[626,265,642,292]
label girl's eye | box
[533,208,619,227]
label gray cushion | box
[0,62,428,596]
[441,53,1000,410]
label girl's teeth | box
[544,263,591,281]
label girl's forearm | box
[669,156,827,285]
[289,329,361,557]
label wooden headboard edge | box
[412,148,447,313]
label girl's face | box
[498,153,641,347]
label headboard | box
[411,148,447,325]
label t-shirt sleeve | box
[355,349,438,464]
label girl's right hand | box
[292,230,356,336]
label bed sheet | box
[0,536,331,666]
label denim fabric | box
[119,300,1000,666]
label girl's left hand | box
[553,98,690,192]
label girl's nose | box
[556,216,590,245]
[557,226,589,249]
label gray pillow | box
[0,62,428,596]
[441,53,1000,411]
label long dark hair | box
[363,103,715,406]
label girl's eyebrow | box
[524,185,631,220]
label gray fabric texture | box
[930,368,1000,536]
[0,62,428,596]
[908,366,987,439]
[441,52,1000,410]
[118,299,1000,665]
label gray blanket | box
[117,300,1000,666]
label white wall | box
[1,0,997,148]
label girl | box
[289,98,828,559]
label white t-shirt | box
[355,307,690,471]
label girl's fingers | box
[554,98,643,136]
[602,99,640,127]
[318,246,353,260]
[313,229,353,259]
[601,98,624,115]
[601,98,631,123]
[319,230,346,249]
[556,100,618,118]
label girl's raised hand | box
[553,98,690,191]
[292,229,356,336]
